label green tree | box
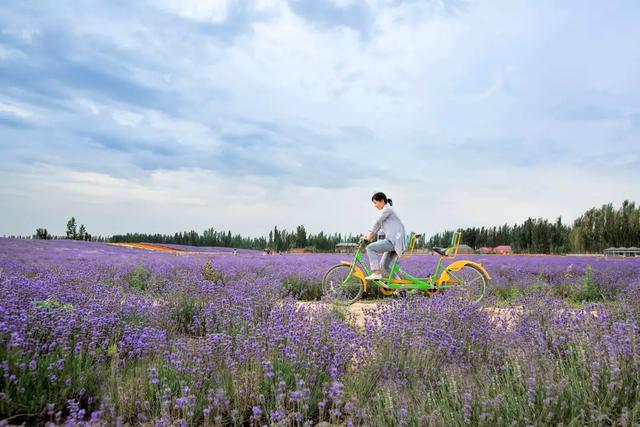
[295,225,307,248]
[66,217,77,239]
[34,228,51,240]
[78,224,86,241]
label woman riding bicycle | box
[363,192,406,280]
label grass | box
[490,264,607,305]
[0,343,104,425]
[169,293,207,336]
[200,260,226,284]
[345,341,640,425]
[123,264,152,292]
[282,275,323,301]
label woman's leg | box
[366,240,396,272]
[381,251,398,276]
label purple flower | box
[252,406,262,418]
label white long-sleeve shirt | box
[370,205,406,255]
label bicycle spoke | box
[322,264,363,305]
[447,266,486,303]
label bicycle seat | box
[432,247,448,256]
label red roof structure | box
[493,245,513,255]
[477,247,493,254]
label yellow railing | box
[451,231,462,257]
[400,232,422,258]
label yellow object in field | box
[450,232,462,257]
[339,261,368,292]
[437,260,491,285]
[400,232,422,258]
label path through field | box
[297,300,523,330]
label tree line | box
[33,217,94,241]
[569,200,640,253]
[30,200,639,254]
[110,228,267,250]
[267,225,360,252]
[428,200,640,254]
[109,225,361,252]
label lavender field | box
[2,238,640,426]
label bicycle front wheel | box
[445,265,487,303]
[322,264,364,305]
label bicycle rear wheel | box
[322,264,364,305]
[445,265,487,303]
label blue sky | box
[1,0,639,238]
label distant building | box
[604,247,640,257]
[476,246,493,254]
[289,248,317,254]
[493,245,513,255]
[335,243,359,253]
[456,244,475,255]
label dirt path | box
[296,300,523,330]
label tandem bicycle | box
[321,232,491,305]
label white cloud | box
[0,102,33,118]
[152,0,230,22]
[111,110,145,127]
[1,23,41,44]
[75,98,103,116]
[2,160,637,239]
[327,0,359,8]
[0,163,366,236]
[0,0,639,237]
[70,98,220,150]
[0,44,27,62]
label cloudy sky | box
[1,0,639,238]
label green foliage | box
[295,225,307,248]
[123,264,151,292]
[103,357,207,425]
[258,358,330,423]
[109,225,359,252]
[282,275,322,301]
[63,217,92,241]
[551,282,572,300]
[346,340,640,426]
[429,216,570,254]
[78,224,86,241]
[490,265,605,304]
[268,225,359,252]
[0,344,103,425]
[572,265,603,303]
[65,217,77,239]
[572,200,640,253]
[34,228,52,240]
[169,294,207,336]
[428,200,640,254]
[200,260,226,283]
[32,298,74,312]
[491,285,521,301]
[110,228,267,250]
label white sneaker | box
[365,272,382,280]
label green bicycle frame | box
[345,233,460,291]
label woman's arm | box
[369,206,392,235]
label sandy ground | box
[296,300,523,330]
